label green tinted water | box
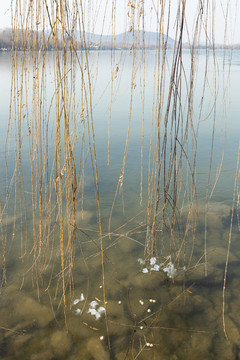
[0,51,240,359]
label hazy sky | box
[0,1,11,28]
[0,0,239,44]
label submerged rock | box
[67,355,85,360]
[229,297,240,326]
[211,289,230,314]
[14,295,54,327]
[204,307,219,324]
[224,316,240,346]
[115,352,130,360]
[212,334,234,359]
[108,321,130,337]
[68,319,87,339]
[74,210,94,225]
[50,330,73,357]
[193,295,213,311]
[31,350,54,360]
[191,332,212,352]
[207,246,237,267]
[87,337,110,360]
[169,355,179,360]
[13,334,32,352]
[118,236,138,252]
[107,300,125,319]
[222,207,239,228]
[187,260,224,284]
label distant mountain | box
[75,30,175,49]
[0,28,175,50]
[116,31,174,46]
[0,28,12,50]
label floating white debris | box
[118,301,122,305]
[88,301,105,320]
[139,254,183,279]
[150,264,160,272]
[99,285,103,289]
[73,298,81,305]
[73,293,85,305]
[147,309,151,313]
[89,300,99,309]
[152,299,156,303]
[74,308,82,315]
[140,326,144,330]
[100,336,104,341]
[139,300,144,305]
[149,299,153,303]
[150,257,156,266]
[98,306,106,315]
[88,308,101,320]
[163,262,177,279]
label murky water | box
[1,50,240,359]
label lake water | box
[0,49,240,359]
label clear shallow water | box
[0,50,240,359]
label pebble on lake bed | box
[146,342,153,347]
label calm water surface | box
[0,50,240,359]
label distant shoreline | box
[1,47,239,52]
[0,28,239,51]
